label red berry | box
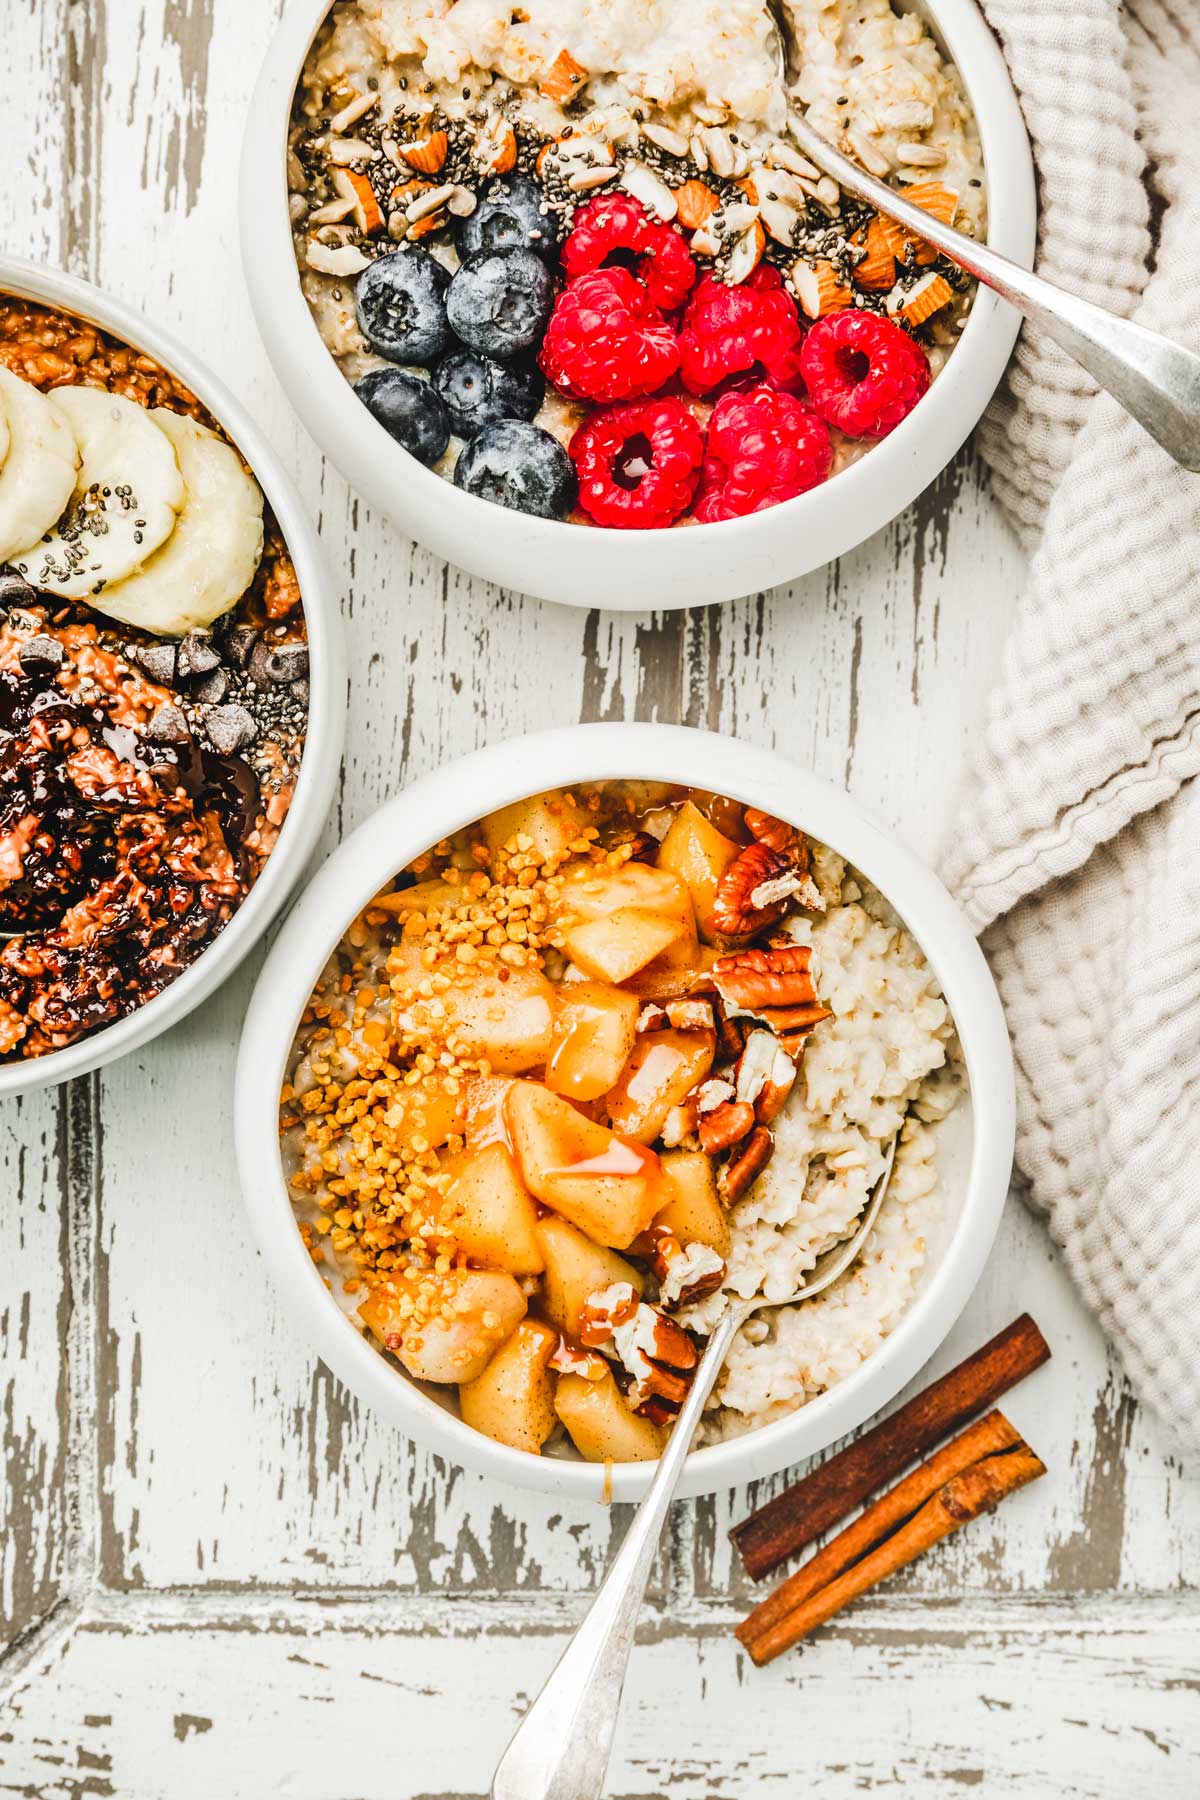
[562,193,696,311]
[677,266,804,397]
[570,397,705,528]
[694,386,832,522]
[539,269,680,404]
[800,310,930,438]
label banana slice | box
[12,387,185,601]
[0,366,80,563]
[88,410,265,636]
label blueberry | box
[446,249,553,362]
[454,174,560,264]
[355,369,450,467]
[432,348,544,439]
[355,248,451,365]
[453,420,576,519]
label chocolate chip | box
[194,667,230,706]
[0,570,38,612]
[177,631,221,679]
[225,626,260,668]
[146,703,191,744]
[205,703,257,755]
[132,642,178,684]
[249,639,310,687]
[18,634,65,668]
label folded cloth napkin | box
[944,0,1200,1451]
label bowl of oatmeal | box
[235,725,1013,1500]
[241,0,1033,607]
[0,257,344,1096]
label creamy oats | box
[280,781,960,1460]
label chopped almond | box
[673,179,720,230]
[726,217,766,284]
[473,113,517,175]
[539,48,589,105]
[400,130,448,175]
[892,270,955,327]
[390,179,444,239]
[879,182,959,265]
[850,214,896,291]
[332,168,384,235]
[792,257,853,319]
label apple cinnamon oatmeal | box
[281,782,959,1460]
[0,297,309,1061]
[287,0,984,528]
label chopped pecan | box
[578,1280,640,1348]
[636,1002,668,1034]
[711,841,794,937]
[649,1228,727,1308]
[666,998,714,1032]
[744,808,800,854]
[734,1027,797,1124]
[635,1362,692,1410]
[549,1339,609,1380]
[713,995,750,1061]
[639,1394,682,1427]
[713,943,829,1015]
[718,1124,774,1201]
[660,1099,699,1147]
[698,1098,756,1155]
[695,1077,736,1114]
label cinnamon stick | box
[739,1427,1046,1665]
[730,1313,1050,1579]
[737,1409,1020,1657]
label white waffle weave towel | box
[944,0,1200,1450]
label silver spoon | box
[490,1131,899,1800]
[764,4,1200,469]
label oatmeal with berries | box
[0,298,309,1061]
[288,0,984,527]
[281,783,959,1458]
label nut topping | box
[718,1124,774,1202]
[711,841,797,937]
[650,1229,726,1308]
[712,945,833,1055]
[698,1098,756,1155]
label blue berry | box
[454,174,559,264]
[355,248,451,365]
[453,420,576,519]
[446,249,553,362]
[355,369,450,466]
[432,349,544,439]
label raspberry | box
[570,397,705,528]
[677,266,804,397]
[561,193,697,311]
[539,269,680,404]
[800,310,930,438]
[693,387,832,522]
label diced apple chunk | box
[555,1368,666,1463]
[657,801,741,943]
[504,1080,664,1248]
[459,1319,558,1454]
[359,1269,526,1385]
[655,1150,731,1257]
[482,789,587,864]
[557,860,695,932]
[563,910,686,985]
[388,1072,467,1150]
[440,965,555,1073]
[546,980,640,1099]
[605,1029,715,1143]
[440,1141,544,1275]
[536,1215,644,1338]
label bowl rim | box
[0,255,347,1099]
[235,723,1015,1503]
[238,0,1036,610]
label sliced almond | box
[792,257,853,318]
[326,136,379,166]
[399,130,448,175]
[328,90,379,135]
[538,47,589,105]
[307,195,356,226]
[767,141,819,180]
[621,161,677,220]
[896,141,947,167]
[641,120,689,158]
[305,240,370,276]
[673,179,720,230]
[332,168,384,235]
[390,179,445,239]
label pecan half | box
[649,1228,727,1308]
[714,943,820,1010]
[698,1098,756,1155]
[718,1124,774,1201]
[744,808,800,854]
[711,841,794,937]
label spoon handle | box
[490,1304,746,1800]
[787,115,1200,470]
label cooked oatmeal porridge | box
[0,298,309,1061]
[281,783,960,1458]
[288,0,984,528]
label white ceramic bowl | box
[240,0,1035,610]
[0,257,346,1098]
[236,723,1014,1501]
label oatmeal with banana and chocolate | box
[289,0,984,527]
[0,299,309,1061]
[281,782,959,1459]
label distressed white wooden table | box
[2,4,1198,1796]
